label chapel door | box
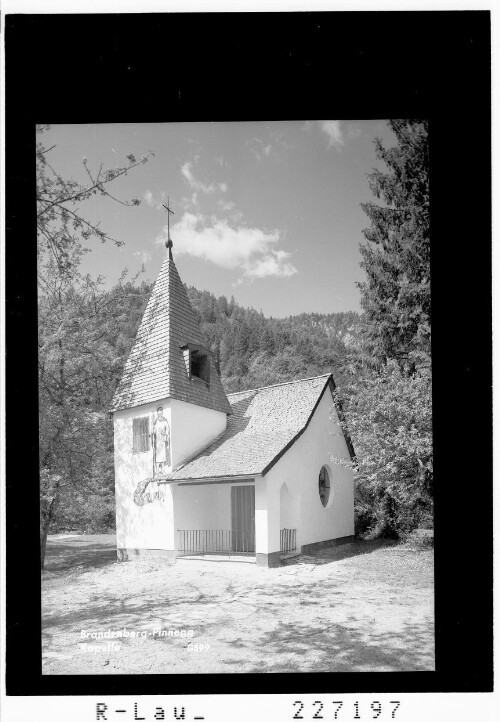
[231,485,255,553]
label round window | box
[318,466,330,507]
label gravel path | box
[42,534,434,674]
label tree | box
[334,362,433,538]
[38,264,118,565]
[334,119,433,540]
[358,119,430,371]
[36,125,152,274]
[37,126,152,568]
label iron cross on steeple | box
[162,198,175,259]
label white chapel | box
[111,243,355,567]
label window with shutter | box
[133,416,150,453]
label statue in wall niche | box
[152,405,171,477]
[132,406,170,506]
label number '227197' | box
[293,701,401,720]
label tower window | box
[181,343,211,385]
[133,416,150,453]
[191,349,210,384]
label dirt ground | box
[42,534,434,674]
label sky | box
[40,120,396,318]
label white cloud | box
[133,250,152,264]
[143,189,167,210]
[181,161,227,194]
[218,199,235,212]
[159,212,297,283]
[245,249,295,279]
[230,210,244,224]
[269,130,295,151]
[248,137,272,161]
[179,193,199,209]
[319,120,344,150]
[347,123,362,139]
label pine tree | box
[358,119,430,371]
[337,120,433,539]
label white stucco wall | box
[170,398,227,468]
[174,483,232,531]
[280,482,301,529]
[262,387,354,554]
[114,398,176,550]
[255,476,270,556]
[114,395,227,551]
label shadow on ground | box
[42,535,434,673]
[44,535,396,573]
[44,536,117,572]
[282,539,398,567]
[245,617,433,672]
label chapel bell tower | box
[110,200,231,481]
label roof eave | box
[168,473,263,484]
[110,393,232,416]
[260,374,356,476]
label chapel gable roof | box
[165,373,355,481]
[110,255,232,414]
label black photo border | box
[4,10,492,696]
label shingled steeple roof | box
[111,255,232,415]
